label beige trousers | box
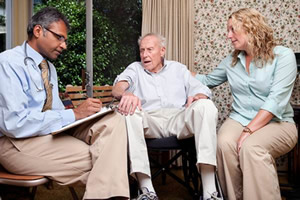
[125,99,218,177]
[0,111,129,199]
[217,118,298,200]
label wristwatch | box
[243,126,253,134]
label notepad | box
[52,107,114,135]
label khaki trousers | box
[125,99,218,177]
[0,111,129,199]
[217,118,298,200]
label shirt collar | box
[237,51,246,68]
[237,51,245,59]
[23,41,45,67]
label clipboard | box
[52,107,114,135]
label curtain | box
[141,0,194,70]
[12,0,32,47]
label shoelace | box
[136,192,158,200]
[207,191,222,200]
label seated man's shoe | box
[206,191,223,200]
[134,187,158,200]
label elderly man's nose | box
[142,51,148,57]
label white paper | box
[52,107,113,135]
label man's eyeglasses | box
[44,27,67,45]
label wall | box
[194,0,300,128]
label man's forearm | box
[112,81,129,100]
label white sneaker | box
[207,191,223,200]
[133,187,159,200]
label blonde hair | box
[229,8,277,67]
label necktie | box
[39,60,53,112]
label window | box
[33,0,142,91]
[92,0,142,84]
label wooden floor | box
[0,169,299,200]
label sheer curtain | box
[141,0,194,70]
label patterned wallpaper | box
[193,0,300,169]
[194,0,300,128]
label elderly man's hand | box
[73,98,102,120]
[185,93,208,107]
[118,92,142,115]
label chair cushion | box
[0,171,45,180]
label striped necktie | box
[39,60,53,111]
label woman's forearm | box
[246,109,274,133]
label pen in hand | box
[73,96,102,120]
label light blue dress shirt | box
[0,42,75,138]
[195,46,297,126]
[114,60,212,111]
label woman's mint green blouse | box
[195,46,297,126]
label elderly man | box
[0,7,129,200]
[112,33,221,200]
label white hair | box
[138,33,166,47]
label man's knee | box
[125,109,143,120]
[190,99,218,117]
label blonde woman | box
[194,8,298,200]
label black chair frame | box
[146,136,201,198]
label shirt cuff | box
[58,109,76,127]
[261,99,282,120]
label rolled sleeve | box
[184,68,212,98]
[114,62,139,92]
[261,48,297,119]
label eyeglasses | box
[44,27,68,45]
